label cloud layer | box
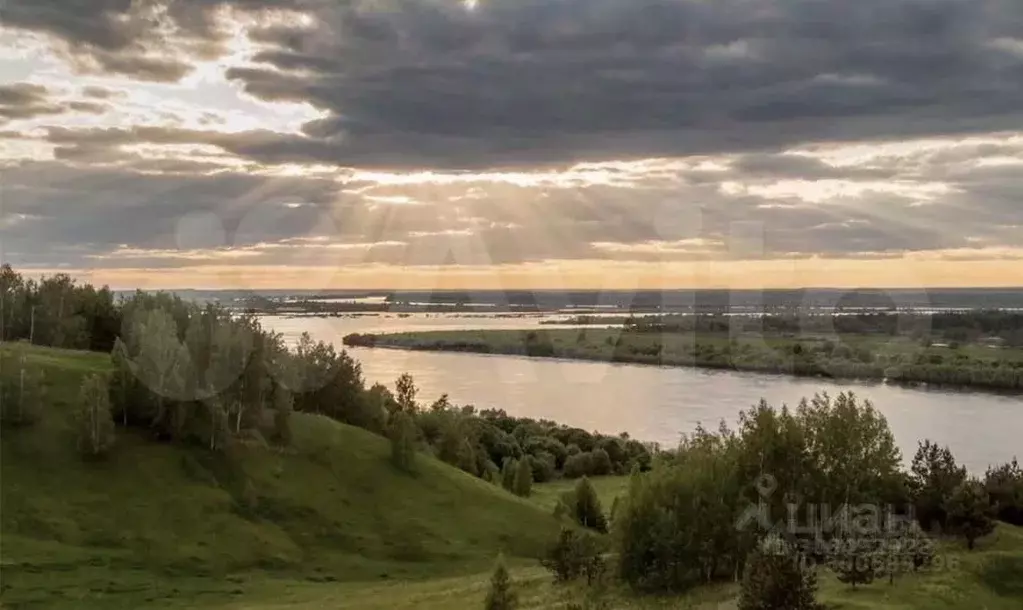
[0,0,1021,286]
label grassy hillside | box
[0,344,561,609]
[2,344,1021,609]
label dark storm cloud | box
[215,0,1023,168]
[0,161,344,267]
[3,0,1021,270]
[0,83,108,122]
[4,0,1022,164]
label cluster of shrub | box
[601,331,1023,389]
[483,392,1023,609]
[624,310,1023,346]
[385,376,655,488]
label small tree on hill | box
[501,457,517,492]
[75,374,116,458]
[395,372,418,414]
[272,385,293,446]
[513,456,533,497]
[910,440,967,531]
[573,477,609,533]
[541,527,603,584]
[484,553,518,610]
[389,410,418,473]
[203,397,230,452]
[482,459,500,485]
[0,342,44,426]
[739,538,823,610]
[985,458,1023,526]
[947,478,996,550]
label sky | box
[0,0,1021,291]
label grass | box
[530,476,632,516]
[0,343,561,608]
[2,343,1021,609]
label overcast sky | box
[1,0,1021,290]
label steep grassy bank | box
[0,344,560,609]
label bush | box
[827,536,877,588]
[529,450,557,483]
[564,452,592,478]
[541,527,603,584]
[589,448,612,476]
[947,478,996,550]
[571,477,608,533]
[501,457,518,492]
[739,538,823,610]
[484,553,518,610]
[513,456,533,497]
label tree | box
[513,456,533,497]
[482,460,501,485]
[614,432,743,592]
[876,519,932,585]
[0,341,44,426]
[910,440,967,531]
[75,374,116,458]
[109,337,135,426]
[389,410,418,473]
[501,458,518,492]
[589,448,612,476]
[947,478,996,550]
[827,536,877,588]
[739,538,823,610]
[564,452,593,478]
[395,372,418,413]
[203,397,230,451]
[484,554,517,610]
[795,392,902,509]
[272,385,294,446]
[541,527,603,584]
[985,458,1023,526]
[573,477,608,533]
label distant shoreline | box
[342,327,1023,394]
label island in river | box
[343,312,1023,392]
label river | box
[260,314,1020,473]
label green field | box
[2,344,1021,609]
[344,328,1023,390]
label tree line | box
[0,265,655,481]
[486,392,1023,609]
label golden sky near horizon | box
[1,0,1021,290]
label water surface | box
[262,314,1021,473]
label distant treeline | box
[345,323,1023,391]
[378,288,1023,312]
[0,264,655,480]
[552,311,1023,346]
[239,287,1023,315]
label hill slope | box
[0,344,560,609]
